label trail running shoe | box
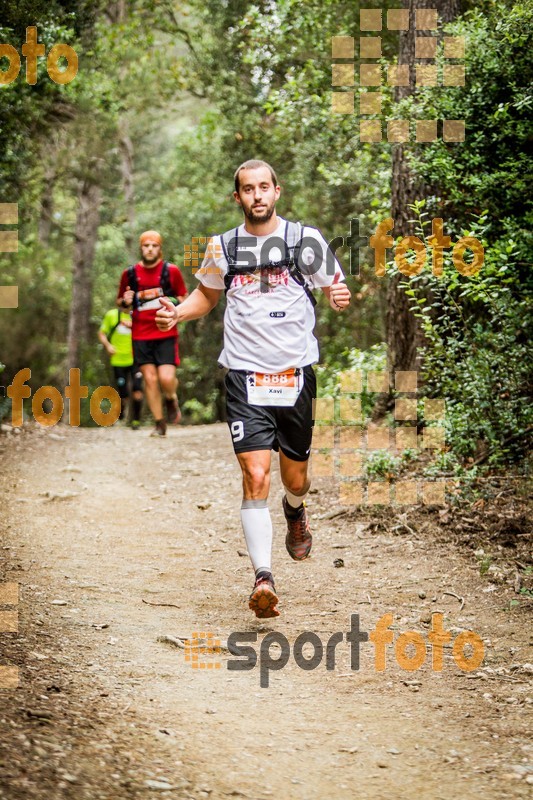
[283,496,312,561]
[130,420,141,430]
[151,419,167,437]
[164,397,182,424]
[249,571,280,618]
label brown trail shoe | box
[164,397,182,424]
[151,419,167,437]
[283,496,312,560]
[249,572,280,618]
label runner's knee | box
[283,475,310,496]
[242,463,270,495]
[142,368,158,388]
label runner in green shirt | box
[98,308,144,427]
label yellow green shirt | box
[99,309,134,367]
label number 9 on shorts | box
[231,420,244,442]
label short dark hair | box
[234,159,278,193]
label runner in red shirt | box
[117,231,188,436]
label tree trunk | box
[118,118,135,257]
[387,0,461,380]
[111,0,136,257]
[38,161,56,246]
[66,178,101,374]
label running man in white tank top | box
[156,160,351,618]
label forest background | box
[0,0,531,489]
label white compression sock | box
[284,486,309,509]
[240,499,273,574]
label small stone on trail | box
[237,549,247,557]
[51,600,68,606]
[197,502,211,510]
[418,591,427,599]
[144,779,173,790]
[333,558,344,568]
[41,491,80,501]
[26,709,54,720]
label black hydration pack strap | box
[220,220,316,307]
[108,307,123,342]
[127,261,173,310]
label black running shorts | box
[224,365,316,462]
[113,366,143,398]
[133,337,179,367]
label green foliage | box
[0,362,9,424]
[0,240,71,387]
[364,450,400,480]
[478,554,492,577]
[398,205,532,465]
[407,3,533,233]
[423,450,462,476]
[380,2,533,468]
[0,0,530,458]
[0,6,85,195]
[316,343,386,416]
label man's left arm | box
[302,227,351,311]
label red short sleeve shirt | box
[118,260,187,341]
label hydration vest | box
[127,261,175,310]
[219,220,316,307]
[108,308,123,341]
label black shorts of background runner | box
[224,365,316,462]
[113,366,143,398]
[133,338,179,367]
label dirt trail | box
[0,423,531,800]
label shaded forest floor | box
[0,422,531,799]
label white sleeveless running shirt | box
[195,217,344,373]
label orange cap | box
[139,230,162,247]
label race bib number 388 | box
[246,368,303,407]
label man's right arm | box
[98,329,116,355]
[117,271,134,308]
[156,284,221,331]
